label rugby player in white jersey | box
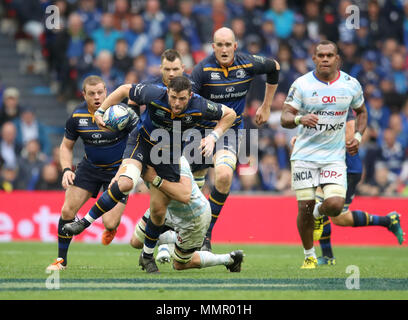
[280,40,368,269]
[130,156,244,272]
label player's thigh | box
[61,186,92,219]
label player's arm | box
[280,104,318,129]
[200,104,236,157]
[143,165,192,204]
[94,84,133,127]
[250,56,280,126]
[59,137,76,189]
[346,103,368,156]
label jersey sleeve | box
[249,55,279,82]
[190,63,204,94]
[64,115,79,141]
[129,83,164,106]
[350,78,365,109]
[197,96,224,120]
[179,156,193,178]
[284,80,303,110]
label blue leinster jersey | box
[64,102,138,169]
[191,52,276,129]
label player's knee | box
[117,176,134,194]
[215,167,233,187]
[129,236,143,249]
[323,197,344,217]
[61,203,77,220]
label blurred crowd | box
[1,0,408,197]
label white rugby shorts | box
[291,160,347,190]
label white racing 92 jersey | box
[285,70,364,163]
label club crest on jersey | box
[211,72,221,80]
[236,69,246,78]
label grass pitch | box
[0,242,407,300]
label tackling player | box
[46,76,138,271]
[130,156,244,273]
[190,27,280,251]
[280,40,368,269]
[63,76,236,273]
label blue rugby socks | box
[351,210,391,227]
[318,216,334,258]
[58,217,74,266]
[207,187,229,238]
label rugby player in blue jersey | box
[63,76,236,273]
[46,76,138,271]
[190,27,280,251]
[281,40,368,269]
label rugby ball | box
[102,104,129,131]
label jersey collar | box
[313,70,340,85]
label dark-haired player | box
[190,27,280,251]
[46,75,138,271]
[63,76,236,273]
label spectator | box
[0,155,13,192]
[337,0,356,44]
[91,13,123,55]
[177,0,202,52]
[174,39,194,74]
[143,0,168,39]
[380,75,404,111]
[112,0,132,31]
[164,14,186,50]
[35,163,63,190]
[113,38,133,74]
[123,13,149,58]
[390,52,408,95]
[260,19,279,57]
[88,50,124,94]
[0,88,21,126]
[404,1,408,50]
[366,0,391,46]
[263,0,295,39]
[302,0,321,42]
[366,89,391,135]
[76,38,96,81]
[339,39,358,74]
[386,113,408,151]
[13,107,51,157]
[145,37,165,77]
[377,128,406,180]
[354,17,372,55]
[76,0,102,35]
[350,50,386,88]
[131,54,149,82]
[0,121,21,171]
[240,0,264,37]
[288,14,312,59]
[15,139,47,190]
[230,17,247,51]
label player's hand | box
[94,112,106,129]
[108,173,120,189]
[200,135,216,158]
[142,165,157,183]
[346,138,360,156]
[62,170,75,189]
[255,104,270,126]
[299,113,319,127]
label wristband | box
[294,115,302,126]
[354,132,362,143]
[63,167,73,175]
[152,175,163,188]
[95,108,105,116]
[209,131,220,142]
